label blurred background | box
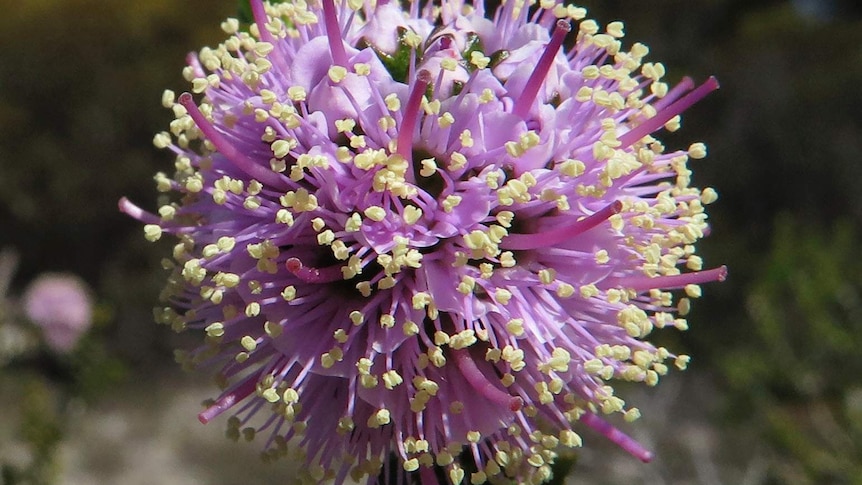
[1,0,861,484]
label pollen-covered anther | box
[448,329,477,350]
[382,370,403,389]
[539,348,572,374]
[367,409,391,429]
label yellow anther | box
[379,314,395,328]
[684,142,707,160]
[450,467,465,485]
[495,288,513,305]
[367,409,391,428]
[281,285,296,301]
[402,320,419,336]
[260,89,277,105]
[317,230,335,245]
[287,86,307,101]
[382,370,403,389]
[506,319,525,336]
[384,93,401,112]
[264,321,283,338]
[701,187,719,205]
[606,21,625,38]
[457,275,476,294]
[685,284,702,298]
[448,152,467,171]
[595,249,610,264]
[328,65,348,83]
[556,283,575,298]
[241,336,257,351]
[470,51,490,69]
[441,58,458,71]
[442,194,462,212]
[144,224,162,242]
[499,251,516,268]
[438,112,455,128]
[495,211,514,228]
[364,206,386,222]
[261,388,280,403]
[449,329,477,350]
[560,429,583,448]
[205,322,225,338]
[333,328,349,344]
[335,118,356,133]
[538,268,556,285]
[403,206,423,225]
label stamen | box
[199,373,260,424]
[453,348,523,412]
[501,200,622,251]
[179,93,286,188]
[286,257,346,283]
[512,20,571,119]
[616,265,727,292]
[618,77,719,148]
[322,0,348,66]
[579,411,654,463]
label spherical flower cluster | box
[122,0,724,483]
[23,273,93,353]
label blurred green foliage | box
[724,217,862,484]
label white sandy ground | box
[1,371,768,485]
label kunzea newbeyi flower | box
[121,0,725,483]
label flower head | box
[23,273,93,353]
[122,0,724,483]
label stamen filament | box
[579,411,654,463]
[512,20,571,119]
[179,93,286,188]
[453,348,523,412]
[501,200,622,251]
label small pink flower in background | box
[123,0,725,483]
[23,273,93,353]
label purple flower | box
[23,273,93,353]
[122,0,725,482]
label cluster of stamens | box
[123,0,724,483]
